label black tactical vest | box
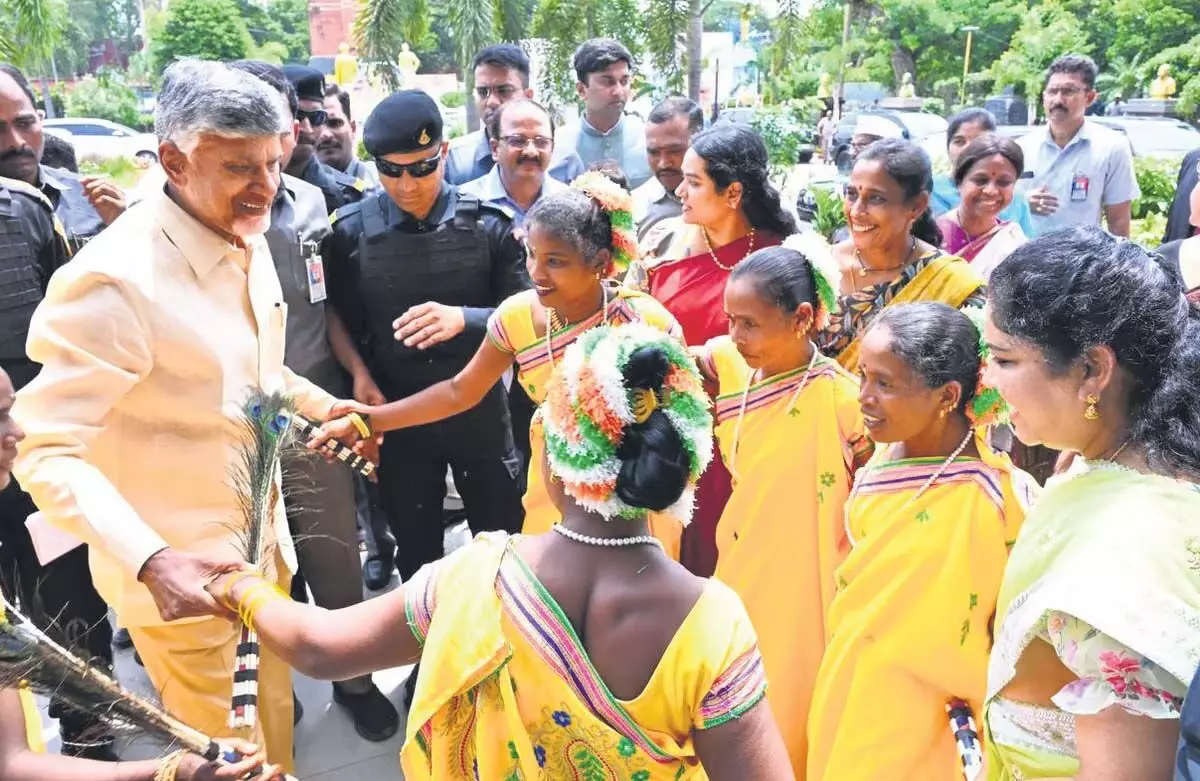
[355,192,512,455]
[0,188,47,366]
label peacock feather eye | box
[268,413,290,434]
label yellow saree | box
[818,251,985,374]
[703,336,871,778]
[808,435,1035,781]
[400,532,768,780]
[18,683,45,752]
[487,286,684,554]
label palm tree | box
[0,0,68,117]
[1095,52,1146,102]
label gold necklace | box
[702,227,755,272]
[545,282,610,370]
[728,344,820,480]
[854,236,917,277]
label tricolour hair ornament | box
[782,231,840,331]
[541,322,713,523]
[571,170,640,276]
[961,305,1010,428]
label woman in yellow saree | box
[982,228,1200,780]
[808,302,1035,781]
[207,326,795,780]
[819,138,985,373]
[316,175,686,554]
[693,240,870,777]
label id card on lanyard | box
[301,236,327,304]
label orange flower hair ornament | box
[571,170,639,276]
[542,323,713,521]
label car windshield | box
[898,112,948,139]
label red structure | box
[308,0,357,57]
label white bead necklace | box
[844,427,975,549]
[728,343,821,479]
[553,523,664,550]
[545,282,610,371]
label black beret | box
[282,64,326,103]
[363,90,443,157]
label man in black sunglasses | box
[324,92,529,622]
[282,64,366,213]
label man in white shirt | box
[460,99,567,227]
[13,60,343,771]
[1019,54,1139,237]
[633,96,703,252]
[554,39,652,190]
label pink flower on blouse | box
[1099,651,1142,677]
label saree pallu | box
[487,286,685,557]
[704,337,870,778]
[984,464,1200,779]
[936,217,1028,281]
[817,251,985,374]
[400,533,769,780]
[808,435,1034,781]
[625,226,784,577]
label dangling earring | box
[1084,394,1100,421]
[939,407,949,419]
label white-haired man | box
[13,60,342,770]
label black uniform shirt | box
[0,177,70,388]
[325,182,529,344]
[296,154,366,214]
[37,165,106,253]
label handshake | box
[302,402,382,475]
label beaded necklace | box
[728,343,821,479]
[553,523,664,549]
[701,227,755,271]
[545,282,610,371]
[844,427,975,548]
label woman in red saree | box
[626,124,798,575]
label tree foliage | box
[0,0,68,68]
[65,70,141,126]
[152,0,252,73]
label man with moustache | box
[1018,54,1138,237]
[633,96,702,252]
[282,65,366,212]
[324,91,527,617]
[460,99,566,226]
[446,44,583,187]
[13,60,348,770]
[554,38,651,190]
[318,84,379,189]
[0,64,125,253]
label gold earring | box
[939,408,949,419]
[1084,394,1100,421]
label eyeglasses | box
[501,135,553,152]
[1043,87,1085,98]
[374,152,442,179]
[475,84,521,100]
[296,108,328,127]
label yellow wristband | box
[220,570,263,611]
[347,411,372,439]
[155,750,187,781]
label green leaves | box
[0,0,67,67]
[354,0,430,89]
[152,0,252,74]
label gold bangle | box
[155,750,187,781]
[220,570,262,610]
[347,411,372,439]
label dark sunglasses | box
[374,152,442,179]
[296,108,328,127]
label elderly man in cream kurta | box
[12,60,341,771]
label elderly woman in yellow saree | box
[202,325,795,781]
[692,240,870,778]
[808,302,1035,781]
[982,227,1200,780]
[820,139,985,373]
[316,175,686,556]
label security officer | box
[326,91,528,585]
[282,65,366,212]
[0,176,119,760]
[0,64,123,253]
[228,59,400,741]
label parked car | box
[42,118,158,163]
[1091,116,1200,158]
[830,110,949,172]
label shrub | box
[1131,155,1180,220]
[439,91,465,109]
[65,72,140,128]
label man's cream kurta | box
[13,187,337,629]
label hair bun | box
[615,412,690,511]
